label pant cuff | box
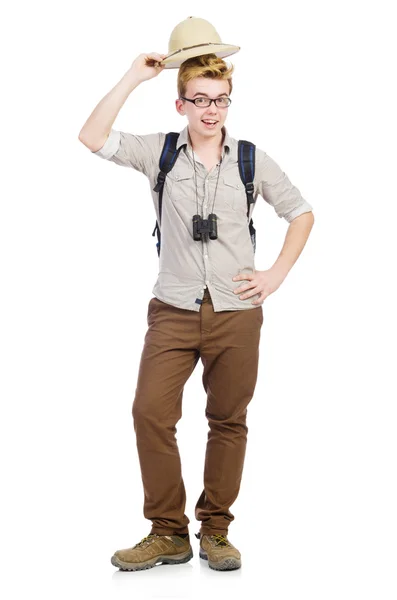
[199,529,228,537]
[150,528,190,536]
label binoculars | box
[192,213,218,241]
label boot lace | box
[133,533,158,548]
[210,534,231,547]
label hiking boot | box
[195,533,241,571]
[111,533,193,571]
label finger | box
[233,284,246,293]
[146,57,164,68]
[145,53,164,64]
[236,273,254,281]
[240,287,260,300]
[238,291,252,299]
[253,292,267,304]
[252,293,263,304]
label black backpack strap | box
[152,132,184,257]
[237,140,257,253]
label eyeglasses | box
[179,96,232,108]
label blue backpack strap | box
[237,140,257,253]
[152,132,183,257]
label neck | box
[188,126,225,154]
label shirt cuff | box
[91,129,121,159]
[284,203,314,223]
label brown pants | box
[132,288,263,537]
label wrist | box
[270,262,289,282]
[122,69,144,88]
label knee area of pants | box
[132,402,151,422]
[206,411,247,424]
[132,403,179,428]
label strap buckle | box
[153,171,166,192]
[245,181,255,204]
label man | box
[79,40,314,571]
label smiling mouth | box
[202,120,218,126]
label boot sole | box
[199,549,241,571]
[111,547,193,571]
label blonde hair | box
[177,53,234,98]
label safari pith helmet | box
[159,16,240,69]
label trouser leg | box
[195,291,263,535]
[132,297,200,535]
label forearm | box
[271,211,314,278]
[78,70,142,151]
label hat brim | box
[159,44,240,69]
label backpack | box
[152,132,256,257]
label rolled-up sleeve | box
[92,129,164,177]
[255,148,313,223]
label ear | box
[175,99,185,116]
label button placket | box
[204,177,209,212]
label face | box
[176,77,231,140]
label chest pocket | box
[222,176,247,214]
[166,170,195,204]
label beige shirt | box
[92,125,313,312]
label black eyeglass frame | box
[179,96,232,108]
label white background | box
[1,1,396,598]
